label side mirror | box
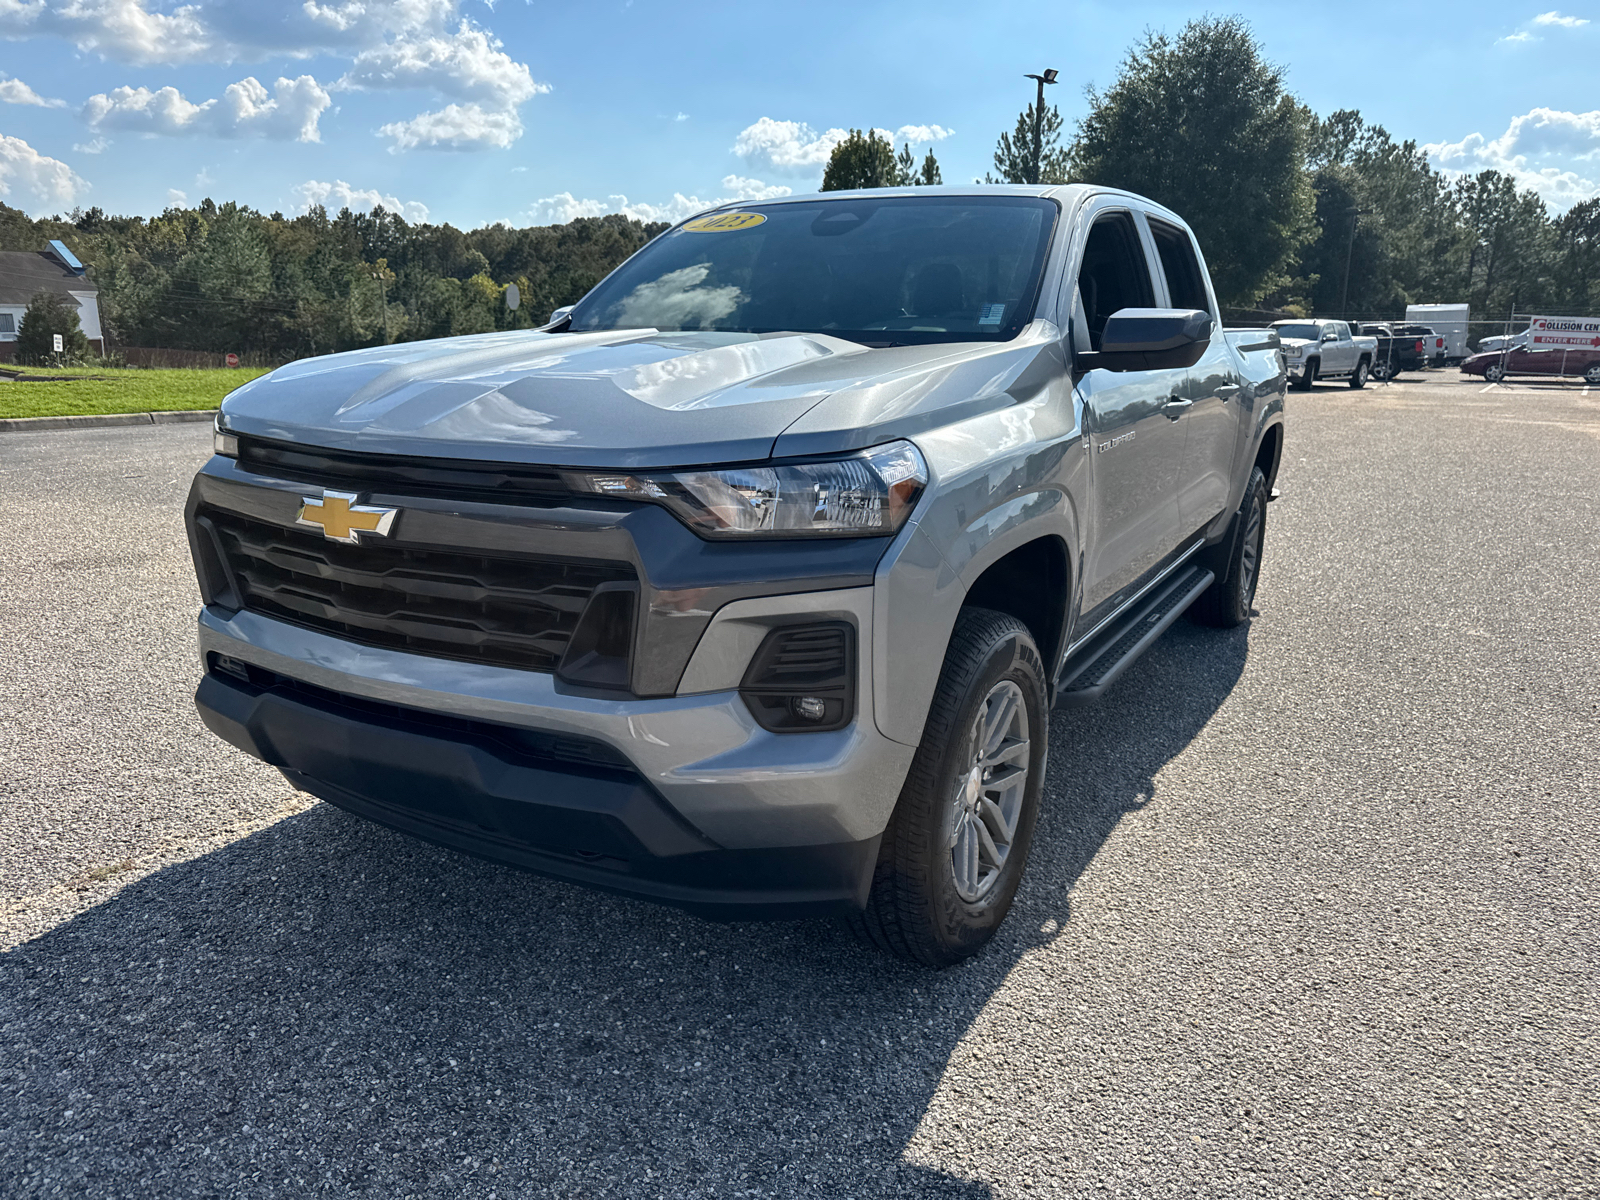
[542,305,575,330]
[1078,308,1213,372]
[1322,331,1338,343]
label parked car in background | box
[1271,319,1377,390]
[1390,324,1444,367]
[1461,344,1600,384]
[1352,323,1427,380]
[1406,303,1469,364]
[1477,330,1529,354]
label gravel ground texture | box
[2,375,1597,1199]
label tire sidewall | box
[918,622,1049,960]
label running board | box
[1054,565,1215,706]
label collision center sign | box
[1527,316,1600,349]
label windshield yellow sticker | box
[682,212,766,232]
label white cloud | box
[293,178,430,222]
[0,2,544,150]
[674,112,688,122]
[82,76,332,142]
[0,74,65,108]
[377,102,520,150]
[733,117,955,176]
[1533,11,1589,26]
[1425,107,1600,210]
[0,135,89,207]
[733,118,849,173]
[73,137,110,154]
[528,192,614,224]
[1497,30,1538,43]
[526,175,793,226]
[890,124,955,146]
[338,21,546,109]
[718,175,793,202]
[167,188,187,206]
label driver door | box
[1072,208,1188,616]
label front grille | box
[235,434,574,504]
[203,507,635,672]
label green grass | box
[0,366,269,420]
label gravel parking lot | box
[3,374,1597,1199]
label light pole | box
[1023,69,1059,185]
[1338,206,1368,319]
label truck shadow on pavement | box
[2,621,1248,1200]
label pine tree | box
[990,103,1069,185]
[15,291,91,364]
[820,130,901,191]
[919,150,943,186]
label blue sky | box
[1,1,1597,228]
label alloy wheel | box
[949,680,1030,902]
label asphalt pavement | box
[2,374,1597,1199]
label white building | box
[0,240,103,361]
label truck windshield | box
[1273,323,1321,340]
[567,195,1059,347]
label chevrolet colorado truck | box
[187,186,1286,967]
[1271,318,1376,389]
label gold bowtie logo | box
[296,491,398,544]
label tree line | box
[1,12,1594,367]
[0,200,668,362]
[968,15,1599,322]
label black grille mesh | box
[204,507,635,673]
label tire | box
[1349,359,1369,389]
[1371,359,1394,381]
[847,608,1048,968]
[1484,363,1505,383]
[1585,364,1600,385]
[1292,359,1317,391]
[1191,466,1268,629]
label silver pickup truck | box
[187,185,1286,966]
[1271,318,1377,389]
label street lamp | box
[1023,69,1059,185]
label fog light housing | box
[740,623,855,733]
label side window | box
[1147,218,1211,315]
[1076,212,1156,351]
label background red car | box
[1461,344,1600,384]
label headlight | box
[212,415,238,458]
[570,440,928,538]
[1282,345,1302,358]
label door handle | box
[1162,397,1192,420]
[1216,384,1241,399]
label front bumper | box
[196,666,881,919]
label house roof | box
[0,250,97,307]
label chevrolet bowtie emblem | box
[296,491,398,544]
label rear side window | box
[1077,212,1156,351]
[1148,218,1211,315]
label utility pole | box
[1339,206,1367,319]
[1022,69,1059,185]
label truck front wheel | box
[847,608,1048,968]
[1293,359,1317,391]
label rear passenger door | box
[1072,206,1188,614]
[1149,214,1238,533]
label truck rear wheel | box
[1191,466,1268,628]
[847,608,1048,968]
[1349,359,1369,389]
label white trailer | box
[1405,304,1469,364]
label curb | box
[0,409,217,434]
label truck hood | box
[219,327,1056,469]
[1275,337,1314,351]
